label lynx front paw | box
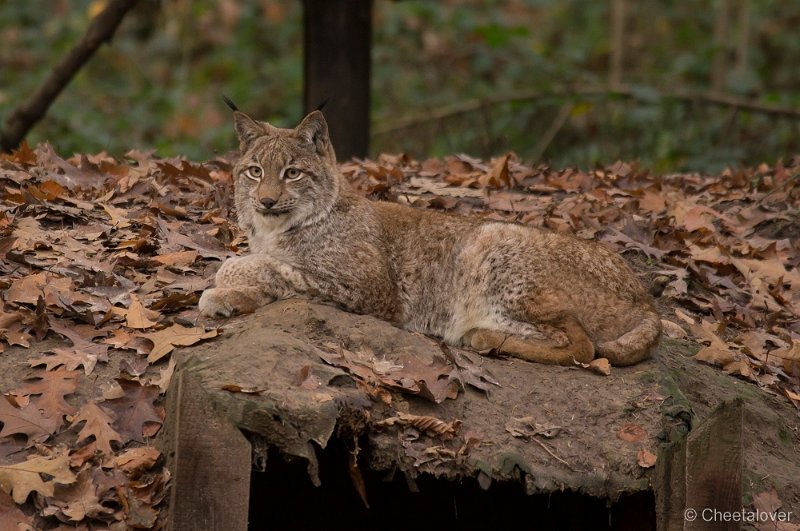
[199,287,262,318]
[199,288,235,318]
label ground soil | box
[162,297,799,528]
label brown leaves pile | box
[344,153,800,405]
[1,142,798,524]
[1,143,228,528]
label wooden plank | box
[655,399,744,531]
[303,0,372,160]
[654,436,688,531]
[163,368,251,531]
[684,398,743,531]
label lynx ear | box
[295,110,333,159]
[233,111,267,151]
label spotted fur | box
[199,111,661,366]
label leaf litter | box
[0,143,797,526]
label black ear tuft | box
[222,95,239,112]
[315,98,330,112]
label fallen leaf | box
[378,413,462,439]
[0,394,58,443]
[103,380,162,443]
[294,365,323,390]
[153,250,198,266]
[138,323,219,363]
[125,294,160,330]
[149,356,176,394]
[28,348,98,375]
[0,453,76,503]
[70,402,123,456]
[46,468,113,522]
[221,384,264,395]
[617,423,647,443]
[694,345,736,367]
[505,416,562,439]
[111,447,161,477]
[770,339,800,374]
[13,369,80,429]
[637,448,657,468]
[0,489,32,528]
[661,320,688,339]
[752,487,782,515]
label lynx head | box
[230,110,340,239]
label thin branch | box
[609,0,625,88]
[531,103,573,163]
[735,0,751,76]
[711,0,731,94]
[0,0,139,152]
[531,435,575,471]
[371,86,800,137]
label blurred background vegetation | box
[1,0,799,172]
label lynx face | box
[231,111,340,239]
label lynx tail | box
[596,309,661,366]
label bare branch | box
[372,86,800,137]
[0,0,139,153]
[609,0,626,89]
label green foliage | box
[1,0,799,171]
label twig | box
[531,102,573,163]
[371,86,800,137]
[531,435,575,472]
[609,0,626,88]
[0,0,140,152]
[711,0,731,94]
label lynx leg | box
[199,254,307,318]
[464,317,594,366]
[198,287,270,318]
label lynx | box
[198,110,661,366]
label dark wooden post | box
[654,399,744,531]
[163,370,251,531]
[303,0,372,160]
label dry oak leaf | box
[617,423,647,443]
[377,413,462,439]
[28,347,98,375]
[771,339,800,374]
[0,453,76,503]
[48,320,109,361]
[69,402,123,456]
[124,294,160,330]
[45,468,113,522]
[660,320,688,340]
[505,416,562,439]
[13,369,80,429]
[693,346,736,367]
[0,489,32,529]
[103,379,162,443]
[111,446,161,477]
[6,273,73,306]
[148,356,176,394]
[637,448,657,468]
[138,323,219,363]
[0,394,58,443]
[751,487,800,531]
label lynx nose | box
[260,198,276,209]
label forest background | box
[1,0,799,172]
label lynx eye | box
[244,165,263,180]
[283,167,303,182]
